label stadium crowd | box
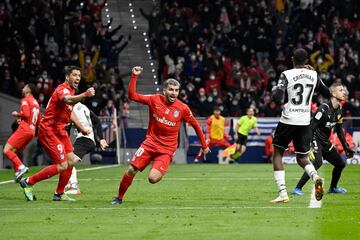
[0,0,359,121]
[0,0,130,116]
[150,0,360,118]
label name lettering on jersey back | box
[293,74,315,82]
[288,108,310,113]
[153,113,176,126]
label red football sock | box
[118,172,135,199]
[4,150,22,172]
[27,165,59,185]
[56,166,73,195]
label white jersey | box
[276,68,325,126]
[73,103,95,142]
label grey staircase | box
[105,0,159,128]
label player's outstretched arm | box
[128,66,151,105]
[316,75,331,98]
[63,87,95,105]
[183,107,208,154]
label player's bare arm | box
[63,87,95,105]
[70,111,91,135]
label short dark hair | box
[292,48,308,65]
[27,83,36,94]
[64,65,81,76]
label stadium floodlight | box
[130,9,133,12]
[109,26,112,29]
[146,44,149,48]
[132,20,136,24]
[105,8,109,12]
[150,62,154,66]
[107,14,110,18]
[105,2,108,6]
[127,158,130,162]
[126,152,129,156]
[152,69,155,72]
[107,20,111,23]
[143,32,146,36]
[147,50,150,53]
[144,38,148,41]
[155,81,158,84]
[80,2,84,6]
[156,88,160,91]
[129,3,132,7]
[153,75,156,79]
[131,14,135,18]
[134,26,137,29]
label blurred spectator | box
[265,128,275,163]
[154,0,360,116]
[330,129,356,154]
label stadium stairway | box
[105,0,159,128]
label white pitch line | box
[0,206,309,211]
[0,165,120,185]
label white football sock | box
[274,170,287,195]
[304,164,319,182]
[69,167,78,185]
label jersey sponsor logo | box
[63,88,70,94]
[325,122,337,128]
[153,113,176,126]
[165,108,170,114]
[21,101,28,105]
[173,109,179,118]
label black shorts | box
[272,122,311,154]
[312,139,345,168]
[73,137,96,160]
[236,133,248,146]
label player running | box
[19,66,95,201]
[292,81,355,195]
[112,66,210,205]
[271,48,331,203]
[194,106,231,163]
[3,83,40,182]
[228,107,260,163]
[65,102,109,195]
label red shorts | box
[7,126,35,151]
[130,144,172,176]
[38,129,74,163]
[208,138,231,148]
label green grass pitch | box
[1,164,360,240]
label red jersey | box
[128,74,207,154]
[40,82,75,134]
[18,95,40,131]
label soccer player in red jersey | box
[112,66,210,205]
[19,66,95,201]
[3,83,40,182]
